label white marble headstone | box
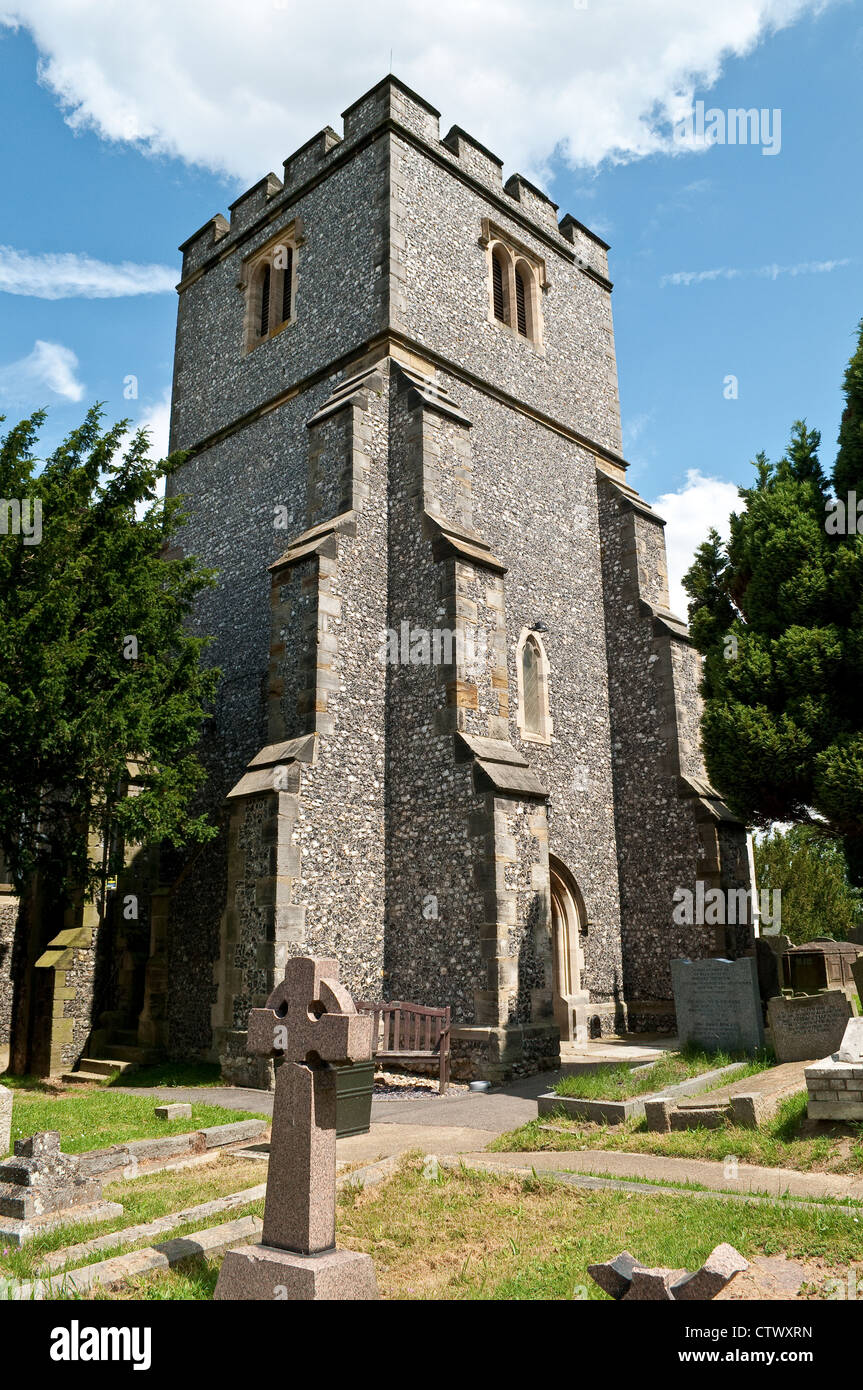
[837,1017,863,1063]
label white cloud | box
[137,389,171,462]
[0,339,85,401]
[662,257,851,287]
[0,0,836,185]
[0,246,177,298]
[651,469,739,618]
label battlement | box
[177,75,610,285]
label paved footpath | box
[117,1075,863,1204]
[450,1148,863,1203]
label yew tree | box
[683,320,863,882]
[0,406,219,902]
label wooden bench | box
[356,1000,451,1094]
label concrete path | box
[451,1147,863,1203]
[337,1124,500,1162]
[114,1072,546,1134]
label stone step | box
[61,1059,134,1084]
[92,1044,159,1065]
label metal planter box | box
[335,1059,374,1138]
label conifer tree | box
[0,407,219,903]
[684,321,863,881]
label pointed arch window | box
[258,263,271,339]
[522,637,541,734]
[515,267,528,336]
[280,245,293,324]
[492,252,506,323]
[516,628,553,744]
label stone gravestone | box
[852,956,863,1005]
[671,957,764,1053]
[805,1017,863,1121]
[215,957,378,1301]
[0,1085,11,1158]
[0,1131,123,1247]
[767,990,853,1063]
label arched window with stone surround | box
[241,218,303,354]
[484,224,544,348]
[516,627,552,743]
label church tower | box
[158,76,752,1083]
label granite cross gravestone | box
[214,956,378,1300]
[671,956,764,1053]
[767,990,853,1063]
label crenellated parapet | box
[176,74,609,291]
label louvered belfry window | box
[258,263,271,338]
[492,254,506,322]
[515,269,528,336]
[280,246,293,324]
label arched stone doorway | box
[549,856,589,1044]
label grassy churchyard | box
[7,1149,861,1303]
[3,1042,863,1303]
[493,1091,863,1174]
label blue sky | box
[0,0,860,612]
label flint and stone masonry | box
[1,77,753,1081]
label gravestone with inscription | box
[671,956,764,1053]
[768,990,853,1063]
[214,956,378,1301]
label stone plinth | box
[215,1242,377,1301]
[805,1018,863,1121]
[768,990,853,1063]
[671,957,764,1053]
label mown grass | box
[0,1154,267,1283]
[93,1259,222,1301]
[492,1092,863,1174]
[552,1046,771,1101]
[333,1156,863,1300]
[5,1085,262,1157]
[18,1153,863,1300]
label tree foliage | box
[0,406,219,900]
[683,320,863,881]
[753,825,863,944]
